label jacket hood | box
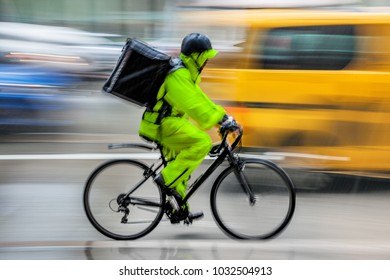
[180,48,218,83]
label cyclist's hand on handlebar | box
[219,114,240,136]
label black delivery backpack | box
[103,38,182,107]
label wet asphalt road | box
[0,140,389,259]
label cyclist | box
[138,33,238,223]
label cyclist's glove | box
[219,114,239,135]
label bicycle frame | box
[183,131,241,204]
[109,128,246,206]
[183,127,257,205]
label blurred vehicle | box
[0,22,122,80]
[0,22,125,135]
[182,8,390,178]
[179,0,361,9]
[0,64,78,134]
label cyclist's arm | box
[164,69,226,130]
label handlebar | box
[209,125,243,157]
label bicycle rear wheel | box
[84,159,165,240]
[211,158,296,239]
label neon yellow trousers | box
[159,117,212,198]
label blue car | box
[0,64,78,134]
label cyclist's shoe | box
[188,211,204,220]
[168,207,189,224]
[168,207,204,225]
[155,174,203,224]
[184,211,204,225]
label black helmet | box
[181,33,213,56]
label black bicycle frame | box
[182,145,230,204]
[111,129,250,207]
[109,143,165,206]
[182,129,244,204]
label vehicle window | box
[259,25,356,70]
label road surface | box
[0,141,389,259]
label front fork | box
[231,155,257,205]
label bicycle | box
[83,127,296,240]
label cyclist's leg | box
[159,117,212,199]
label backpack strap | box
[168,57,185,73]
[155,101,171,125]
[152,58,185,124]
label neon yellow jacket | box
[139,50,226,142]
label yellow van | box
[182,8,390,178]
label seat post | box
[156,143,168,167]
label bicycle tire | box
[210,158,296,239]
[84,159,165,240]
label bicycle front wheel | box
[84,159,165,240]
[211,158,296,239]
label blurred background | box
[0,0,390,259]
